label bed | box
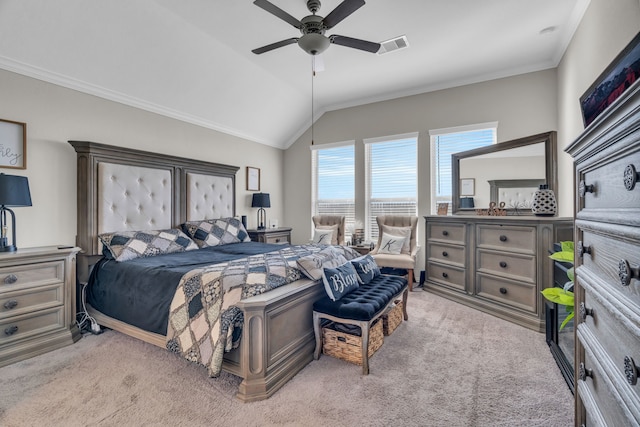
[70,141,331,402]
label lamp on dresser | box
[0,173,32,252]
[252,192,270,230]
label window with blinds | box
[430,123,497,214]
[364,133,418,242]
[311,142,355,233]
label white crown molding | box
[0,55,285,149]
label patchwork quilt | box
[165,244,358,377]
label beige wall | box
[556,0,640,216]
[284,70,559,258]
[0,69,284,249]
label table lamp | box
[251,192,270,230]
[0,173,32,252]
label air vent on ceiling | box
[377,35,409,55]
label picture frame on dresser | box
[0,118,26,169]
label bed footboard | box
[233,278,323,402]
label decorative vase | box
[531,184,557,216]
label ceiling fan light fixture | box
[298,33,330,55]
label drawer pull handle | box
[499,261,507,268]
[579,362,593,381]
[577,241,591,258]
[3,274,17,284]
[442,230,449,236]
[442,272,448,278]
[442,251,448,257]
[3,300,18,310]
[499,235,507,242]
[499,287,507,294]
[579,302,593,321]
[624,356,639,386]
[4,325,18,336]
[579,180,595,197]
[618,260,640,287]
[624,164,639,191]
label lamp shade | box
[0,174,32,207]
[251,193,271,208]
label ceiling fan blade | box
[329,35,380,53]
[253,0,301,28]
[252,38,299,54]
[323,0,366,29]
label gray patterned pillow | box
[182,217,251,248]
[100,228,199,262]
[296,247,348,281]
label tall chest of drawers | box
[566,83,640,426]
[0,246,81,367]
[424,216,572,332]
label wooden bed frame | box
[70,141,324,402]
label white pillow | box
[381,225,411,254]
[314,224,339,245]
[312,228,334,245]
[377,232,407,255]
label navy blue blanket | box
[87,242,285,335]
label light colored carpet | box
[0,290,574,426]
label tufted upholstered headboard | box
[70,141,239,281]
[488,179,545,213]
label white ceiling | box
[0,0,589,149]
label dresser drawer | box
[0,307,65,346]
[426,262,465,292]
[427,222,466,245]
[578,148,640,222]
[264,233,290,244]
[577,334,639,427]
[582,289,640,405]
[0,283,64,320]
[579,228,640,310]
[0,261,64,291]
[475,273,536,312]
[427,242,465,267]
[476,225,536,254]
[476,249,536,284]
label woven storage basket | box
[382,300,403,336]
[322,319,384,365]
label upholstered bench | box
[312,274,409,374]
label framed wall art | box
[580,30,640,127]
[246,166,260,191]
[460,178,475,196]
[0,118,26,169]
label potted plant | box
[541,241,574,330]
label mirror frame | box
[451,131,557,215]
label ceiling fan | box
[252,0,381,56]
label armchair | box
[370,215,419,291]
[312,215,346,245]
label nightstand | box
[0,246,81,367]
[248,227,292,244]
[349,244,374,255]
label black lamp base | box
[0,237,15,252]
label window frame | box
[429,122,497,214]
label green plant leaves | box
[548,241,574,263]
[541,287,574,307]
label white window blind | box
[430,124,496,213]
[364,134,417,242]
[311,142,355,232]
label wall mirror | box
[451,131,557,215]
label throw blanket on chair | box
[165,244,357,377]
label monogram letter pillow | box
[312,228,334,245]
[381,225,411,254]
[297,247,348,281]
[322,261,360,301]
[350,254,381,284]
[377,232,407,255]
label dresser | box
[247,227,292,244]
[424,216,572,332]
[566,82,640,426]
[0,246,81,367]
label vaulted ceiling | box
[0,0,589,148]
